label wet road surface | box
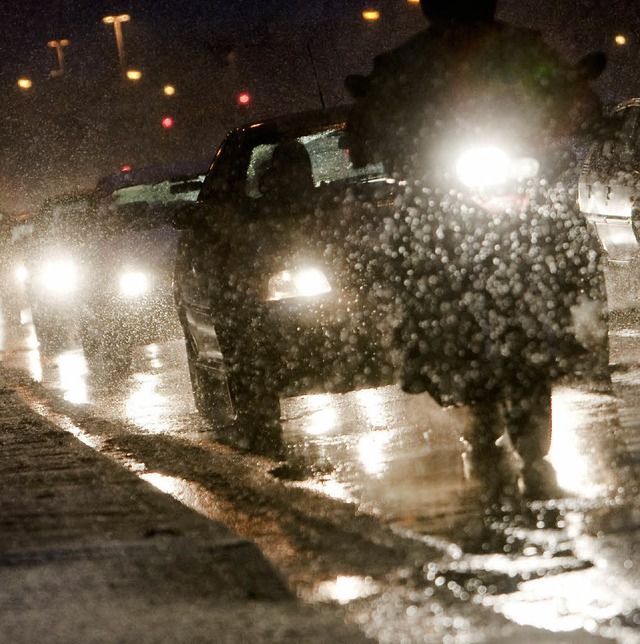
[0,310,638,643]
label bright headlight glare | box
[119,270,149,297]
[15,265,28,283]
[456,146,509,189]
[455,146,539,189]
[267,267,331,301]
[40,259,78,294]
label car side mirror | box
[172,202,203,230]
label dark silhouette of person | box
[346,0,608,499]
[259,140,315,208]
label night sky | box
[0,0,639,210]
[2,1,638,95]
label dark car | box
[173,106,399,447]
[25,192,97,353]
[78,166,207,369]
[176,104,611,452]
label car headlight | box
[14,265,27,284]
[119,270,150,297]
[455,146,539,189]
[39,259,78,294]
[266,267,332,302]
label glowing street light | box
[163,84,176,96]
[102,14,131,74]
[362,9,381,21]
[48,39,69,77]
[126,69,142,81]
[17,78,32,90]
[615,34,627,46]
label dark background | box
[0,0,638,212]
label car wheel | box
[32,312,68,355]
[186,333,283,455]
[185,338,230,420]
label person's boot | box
[506,385,563,499]
[520,457,563,500]
[463,400,518,500]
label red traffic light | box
[237,92,251,106]
[161,116,175,129]
[121,164,132,173]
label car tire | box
[185,338,230,419]
[32,312,68,355]
[185,332,283,456]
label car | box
[0,211,33,327]
[25,192,97,353]
[176,104,612,452]
[578,98,640,310]
[173,106,399,449]
[578,98,640,263]
[78,165,207,370]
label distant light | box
[615,34,627,46]
[17,78,32,90]
[237,92,251,105]
[163,84,176,96]
[121,165,132,172]
[126,69,142,81]
[103,14,130,24]
[161,116,175,129]
[362,9,380,21]
[406,0,420,3]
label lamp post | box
[102,14,131,75]
[48,39,69,78]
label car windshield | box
[100,175,205,233]
[244,126,385,200]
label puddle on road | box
[483,565,639,641]
[308,575,381,605]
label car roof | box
[230,104,350,141]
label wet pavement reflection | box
[1,311,639,641]
[0,314,634,531]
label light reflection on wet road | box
[1,316,635,521]
[1,314,639,641]
[0,317,633,527]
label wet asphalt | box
[0,300,640,644]
[0,368,371,643]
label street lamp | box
[17,78,32,90]
[126,69,142,81]
[48,39,69,78]
[163,84,176,96]
[362,9,381,21]
[102,14,131,75]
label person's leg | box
[462,398,517,498]
[505,383,561,498]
